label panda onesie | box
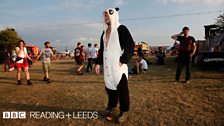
[96,8,134,114]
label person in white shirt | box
[91,44,98,73]
[136,55,148,74]
[85,43,93,72]
[95,8,135,123]
[15,40,33,85]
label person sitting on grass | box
[136,55,148,74]
[155,47,166,65]
[129,55,148,74]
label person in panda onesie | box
[95,8,134,123]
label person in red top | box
[171,27,197,84]
[74,42,85,75]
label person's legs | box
[24,67,32,85]
[4,61,7,72]
[24,67,30,80]
[136,61,140,74]
[92,59,96,73]
[17,67,22,85]
[117,74,130,112]
[89,58,92,71]
[86,58,90,72]
[175,57,184,81]
[43,64,47,81]
[46,64,51,83]
[103,87,119,117]
[185,57,191,81]
[117,74,130,123]
[77,65,84,75]
[7,61,10,70]
[86,58,92,72]
[17,68,22,80]
[105,87,119,109]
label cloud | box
[56,0,105,10]
[157,0,224,5]
[114,0,124,6]
[78,37,88,41]
[8,19,102,52]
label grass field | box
[0,57,224,126]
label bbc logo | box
[2,112,26,119]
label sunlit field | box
[0,57,223,126]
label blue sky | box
[0,0,224,51]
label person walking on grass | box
[36,41,56,83]
[95,8,134,123]
[74,42,85,75]
[3,48,10,72]
[86,43,93,72]
[171,26,197,84]
[92,44,98,73]
[15,40,33,85]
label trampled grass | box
[0,57,223,126]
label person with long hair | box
[15,40,33,85]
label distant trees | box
[0,28,21,51]
[0,28,21,62]
[215,13,224,31]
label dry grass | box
[0,57,224,126]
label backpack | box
[74,47,81,58]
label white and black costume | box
[96,8,134,112]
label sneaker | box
[117,112,129,123]
[46,78,51,83]
[27,80,33,85]
[184,80,190,84]
[17,80,22,85]
[76,71,83,75]
[102,107,117,117]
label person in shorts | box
[74,42,85,75]
[36,41,55,83]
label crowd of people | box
[2,40,173,79]
[73,42,99,75]
[0,7,198,123]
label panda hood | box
[101,8,129,90]
[103,8,120,32]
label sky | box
[0,0,224,52]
